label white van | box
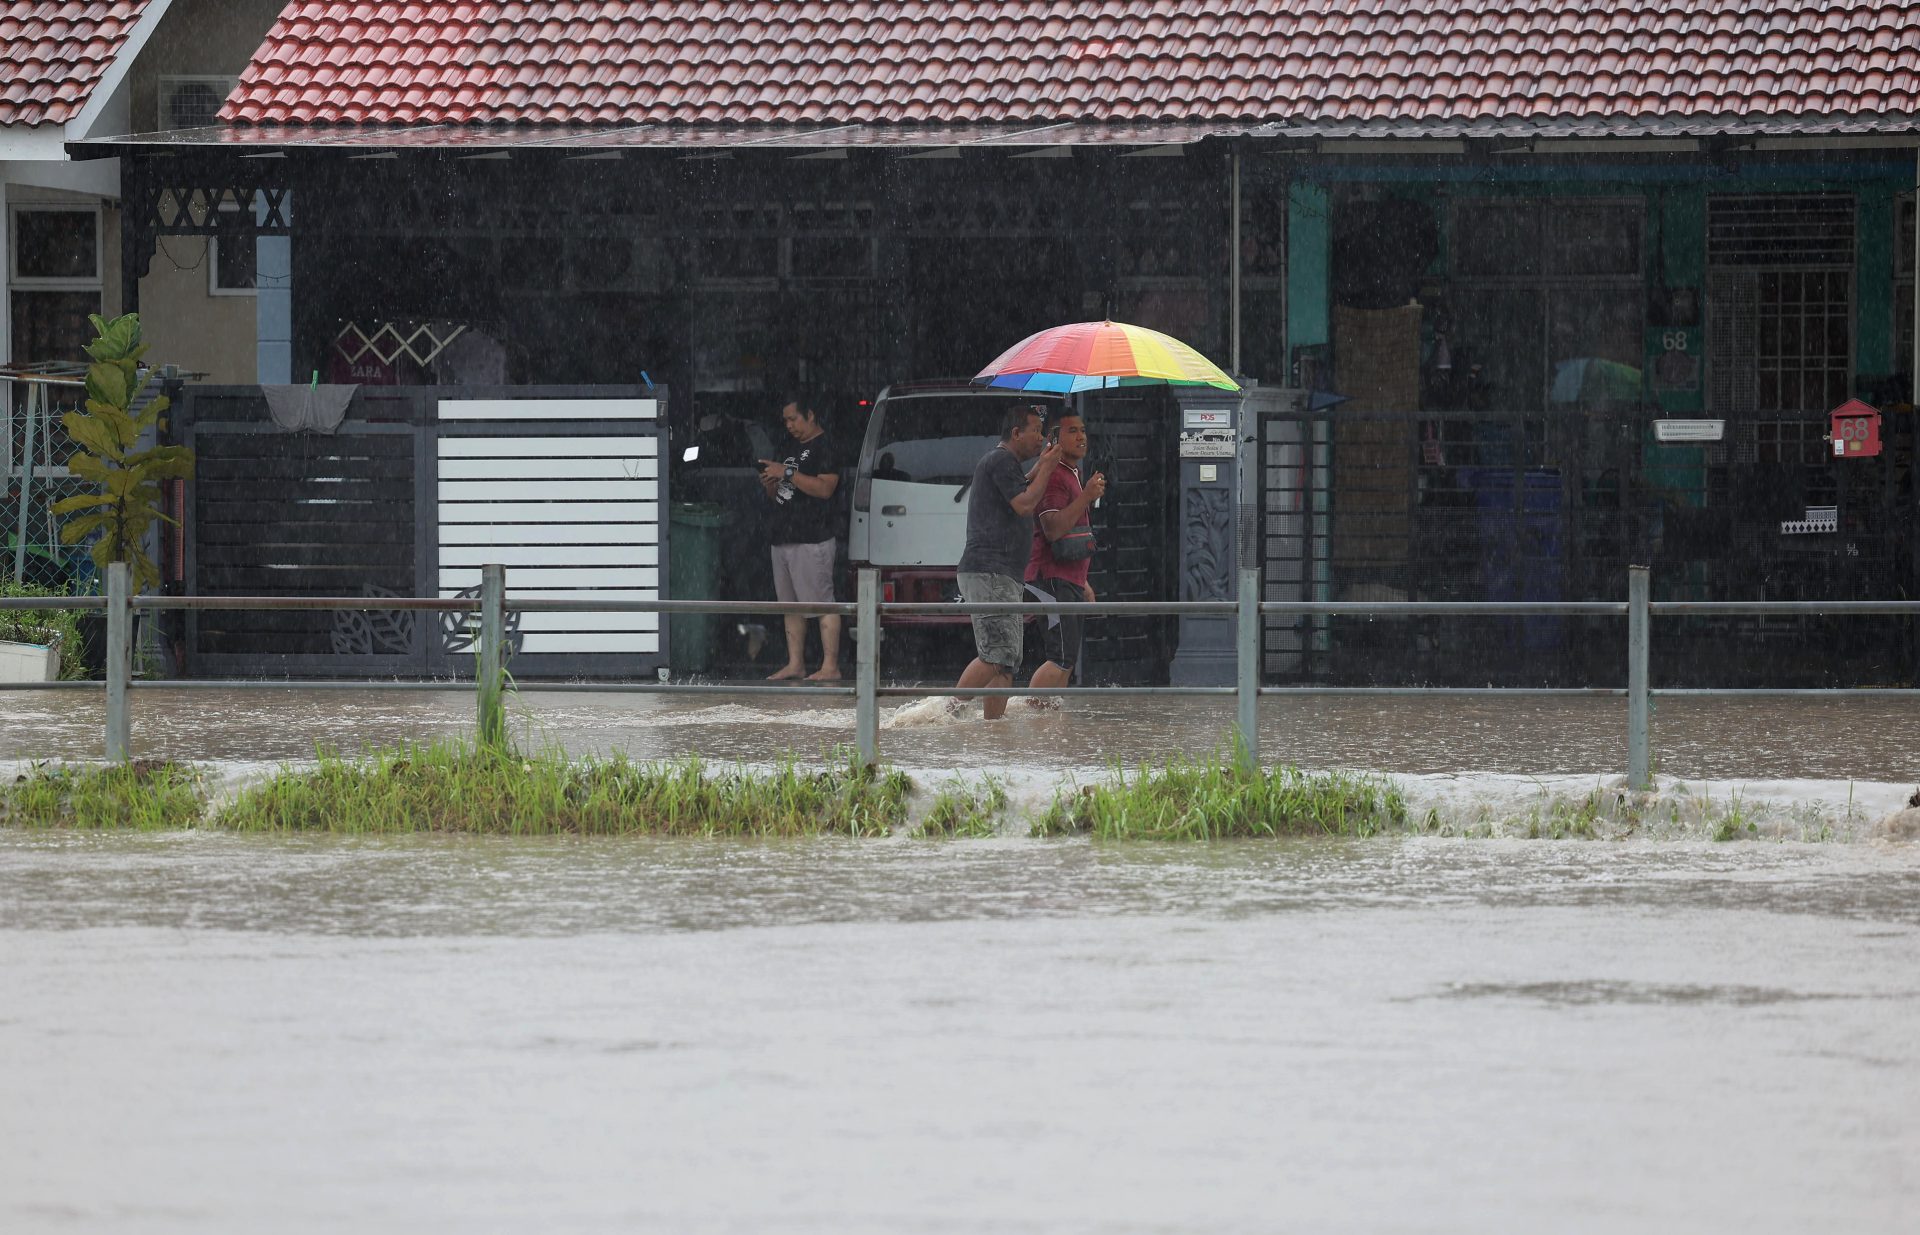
[848,382,1069,621]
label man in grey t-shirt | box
[951,404,1063,719]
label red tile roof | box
[0,1,151,127]
[222,2,1920,131]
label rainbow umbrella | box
[973,320,1240,394]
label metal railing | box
[4,562,1918,790]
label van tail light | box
[881,580,896,603]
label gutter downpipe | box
[1912,145,1919,406]
[1230,143,1243,376]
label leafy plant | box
[51,313,194,593]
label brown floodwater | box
[2,832,1916,1233]
[2,687,1917,782]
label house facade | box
[56,1,1920,683]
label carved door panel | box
[1081,410,1176,683]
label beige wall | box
[127,0,286,131]
[137,236,256,384]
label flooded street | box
[2,832,1917,1233]
[4,689,1918,1230]
[4,686,1920,781]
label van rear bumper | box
[856,566,966,625]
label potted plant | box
[51,313,195,664]
[0,580,85,682]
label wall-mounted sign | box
[1178,429,1235,458]
[1183,408,1233,429]
[1652,419,1724,443]
[1829,399,1882,458]
[1647,326,1703,391]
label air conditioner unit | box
[158,75,238,130]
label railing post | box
[855,568,879,765]
[1236,566,1259,772]
[104,561,130,762]
[1627,563,1651,792]
[478,562,506,749]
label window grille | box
[1707,194,1854,267]
[1708,195,1855,417]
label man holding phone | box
[757,394,841,680]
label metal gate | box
[1081,393,1178,683]
[179,384,669,678]
[1257,405,1918,687]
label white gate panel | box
[439,522,658,546]
[439,456,658,481]
[439,501,657,524]
[439,435,658,458]
[439,543,656,568]
[436,406,665,657]
[519,632,660,654]
[439,567,660,591]
[439,478,658,503]
[439,399,658,421]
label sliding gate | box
[180,384,668,678]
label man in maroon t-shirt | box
[1023,410,1106,700]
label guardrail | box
[4,562,1918,790]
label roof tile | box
[210,2,1920,129]
[0,1,150,127]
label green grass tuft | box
[1033,756,1407,840]
[212,740,910,837]
[921,775,1008,837]
[0,760,203,829]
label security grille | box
[1707,194,1855,267]
[1708,195,1854,419]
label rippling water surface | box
[3,832,1917,1233]
[5,687,1920,781]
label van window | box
[869,397,1008,486]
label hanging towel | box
[262,384,357,434]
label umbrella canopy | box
[974,320,1240,394]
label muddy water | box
[3,832,1917,1233]
[3,687,1919,781]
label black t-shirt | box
[767,430,837,545]
[956,445,1033,578]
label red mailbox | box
[1829,399,1882,459]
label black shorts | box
[1026,577,1086,673]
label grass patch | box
[0,760,203,829]
[921,775,1008,837]
[213,740,910,836]
[1034,757,1407,840]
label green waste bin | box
[667,501,734,674]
